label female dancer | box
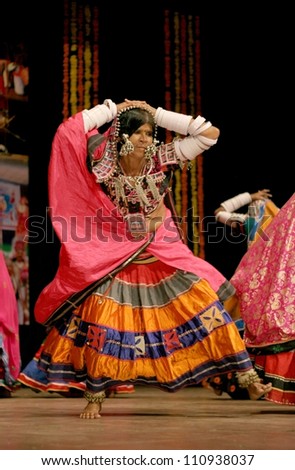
[31,99,271,418]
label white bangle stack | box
[187,116,212,135]
[174,135,218,161]
[221,193,252,212]
[155,107,192,135]
[155,107,217,162]
[82,99,117,132]
[216,210,248,224]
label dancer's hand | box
[251,189,272,201]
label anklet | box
[84,391,106,403]
[236,369,260,388]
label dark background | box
[1,2,294,365]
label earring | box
[144,139,159,159]
[119,134,134,157]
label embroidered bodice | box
[101,155,169,219]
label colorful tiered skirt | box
[36,258,252,393]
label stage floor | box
[0,385,294,450]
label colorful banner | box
[164,11,204,257]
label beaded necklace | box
[103,155,167,220]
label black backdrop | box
[2,3,294,365]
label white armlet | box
[155,107,192,135]
[220,193,252,212]
[174,135,218,161]
[82,99,117,133]
[216,211,248,224]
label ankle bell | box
[236,370,260,388]
[84,391,106,403]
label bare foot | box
[248,381,272,400]
[80,402,101,419]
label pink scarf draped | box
[35,112,228,324]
